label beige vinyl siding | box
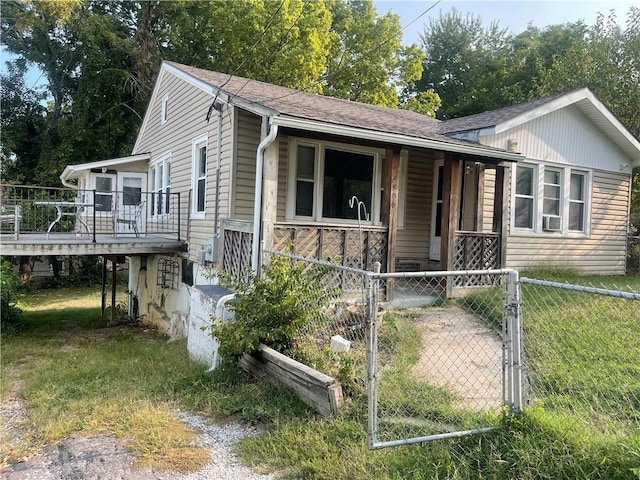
[481,168,497,233]
[232,109,262,221]
[505,170,630,274]
[277,136,289,222]
[133,70,234,262]
[395,148,434,267]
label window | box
[512,163,590,235]
[95,175,114,212]
[514,166,534,229]
[161,94,169,125]
[569,172,586,231]
[192,134,208,216]
[151,153,171,217]
[288,140,381,224]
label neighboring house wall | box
[476,105,634,275]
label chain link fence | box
[259,250,639,453]
[519,277,640,443]
[261,250,522,448]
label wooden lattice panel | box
[223,229,253,283]
[272,225,389,291]
[453,233,500,287]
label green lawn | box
[2,280,639,479]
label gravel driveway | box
[1,395,277,480]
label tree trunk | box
[19,256,32,283]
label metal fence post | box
[367,261,381,449]
[506,270,523,413]
[92,189,97,243]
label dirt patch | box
[1,410,276,480]
[411,305,503,411]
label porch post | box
[493,164,510,268]
[260,140,279,263]
[382,148,400,276]
[441,153,461,295]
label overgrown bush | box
[0,259,22,325]
[212,255,340,361]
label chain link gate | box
[366,268,524,449]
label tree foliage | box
[1,0,431,186]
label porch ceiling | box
[0,234,185,257]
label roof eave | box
[273,116,522,162]
[60,153,152,182]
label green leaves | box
[212,255,340,361]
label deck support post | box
[111,257,117,325]
[101,256,107,319]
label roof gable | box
[439,89,640,164]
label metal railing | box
[0,184,182,242]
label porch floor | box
[0,233,185,256]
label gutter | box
[251,117,279,272]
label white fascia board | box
[272,116,523,162]
[60,153,152,181]
[494,88,591,134]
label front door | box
[116,172,147,236]
[430,160,443,261]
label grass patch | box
[0,286,313,471]
[4,281,640,479]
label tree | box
[323,0,432,110]
[162,0,333,93]
[413,8,511,119]
[538,7,640,139]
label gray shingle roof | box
[436,92,569,134]
[166,62,508,151]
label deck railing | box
[0,184,182,242]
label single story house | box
[59,61,640,365]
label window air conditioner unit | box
[542,215,562,232]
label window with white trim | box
[192,134,208,216]
[569,172,586,232]
[150,153,171,217]
[161,94,169,125]
[512,163,590,235]
[95,175,114,212]
[287,140,382,224]
[514,165,534,229]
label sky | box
[375,0,637,45]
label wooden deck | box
[0,233,185,256]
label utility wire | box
[225,0,310,105]
[207,0,286,120]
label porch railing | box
[0,184,182,241]
[453,231,501,287]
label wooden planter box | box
[239,344,343,417]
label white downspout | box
[251,117,278,273]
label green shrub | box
[212,255,340,361]
[0,259,22,325]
